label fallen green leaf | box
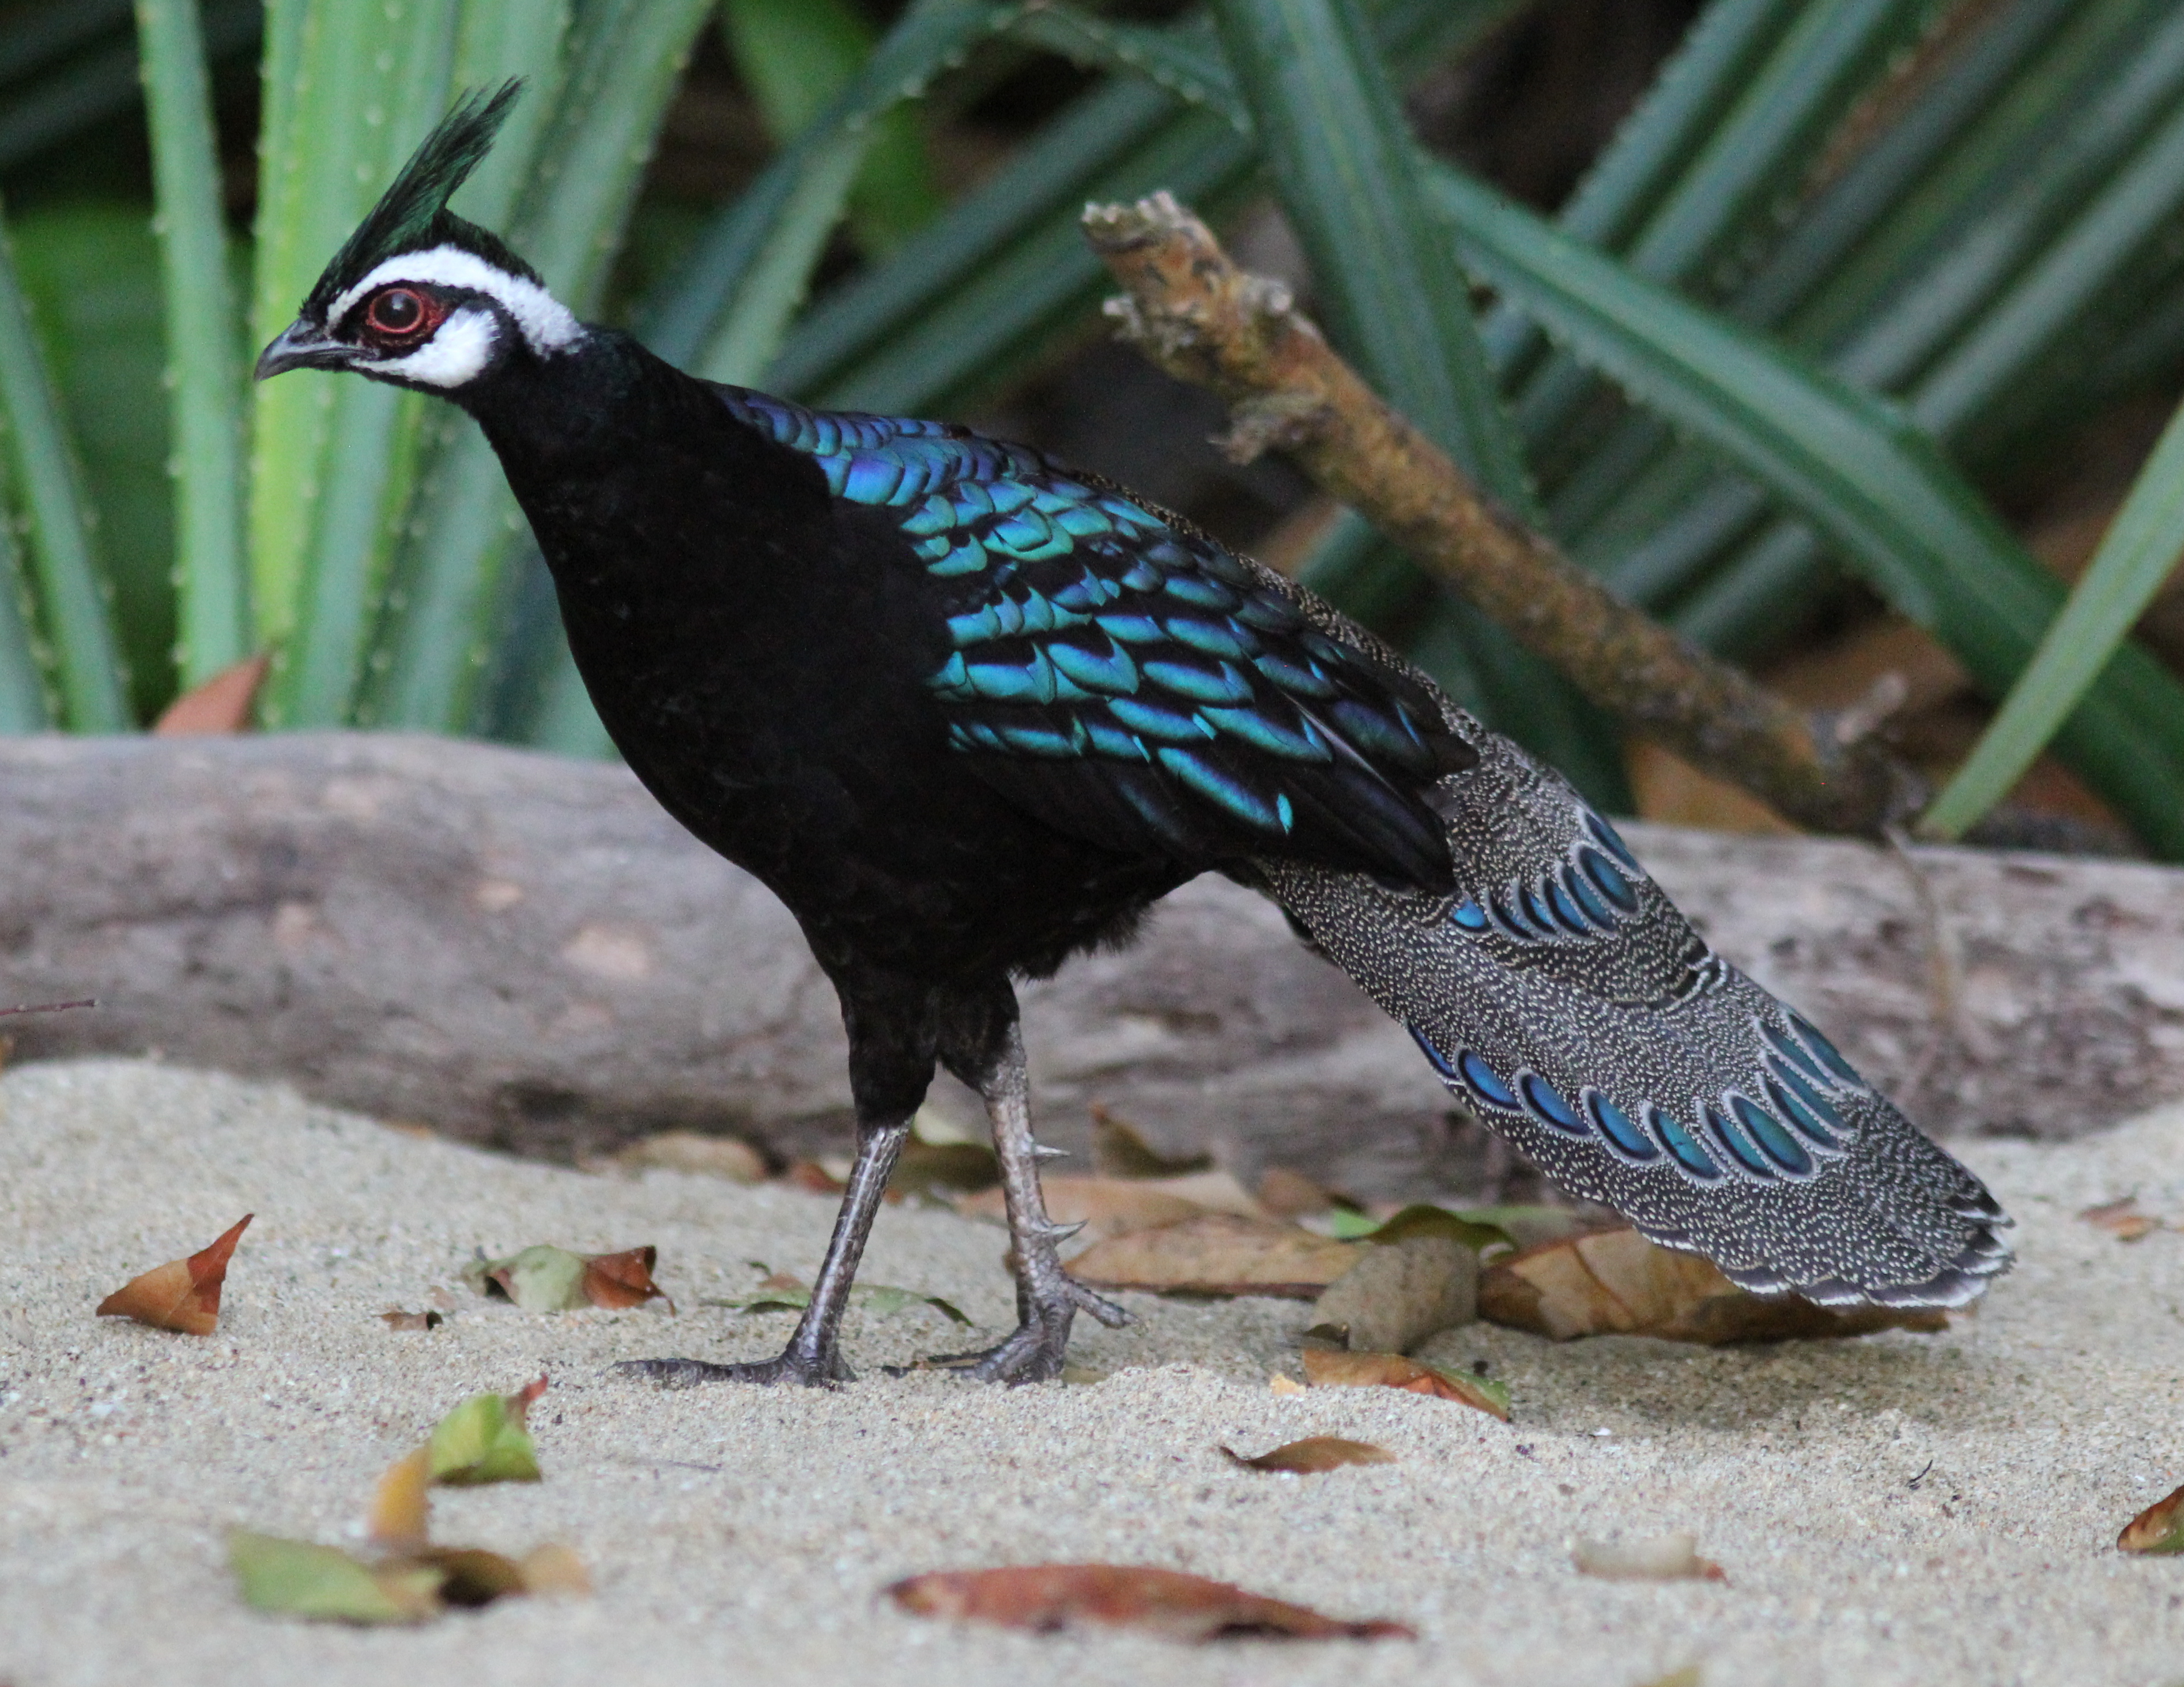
[857,1284,972,1323]
[468,1243,670,1311]
[891,1138,1000,1200]
[427,1379,545,1486]
[1449,1205,1595,1251]
[467,1243,589,1311]
[702,1271,970,1324]
[711,1292,809,1315]
[1416,1358,1508,1419]
[1367,1204,1515,1256]
[2120,1482,2184,1553]
[1326,1202,1561,1251]
[228,1530,444,1625]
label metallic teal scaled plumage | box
[716,386,1465,878]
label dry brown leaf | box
[1300,1349,1510,1420]
[368,1447,432,1549]
[413,1547,530,1608]
[2119,1482,2184,1552]
[230,1529,589,1622]
[892,1138,1000,1199]
[153,653,270,735]
[515,1541,591,1597]
[1627,740,1796,836]
[1066,1213,1361,1297]
[1256,1166,1333,1217]
[2081,1197,2162,1242]
[1572,1531,1726,1582]
[1141,1168,1271,1218]
[468,1243,672,1312]
[958,1176,1208,1240]
[1221,1437,1394,1473]
[1310,1233,1477,1354]
[1768,614,1968,714]
[379,1309,443,1332]
[1091,1106,1213,1177]
[886,1563,1413,1641]
[236,1382,587,1628]
[784,1160,844,1195]
[581,1246,673,1311]
[611,1131,768,1183]
[1479,1228,1948,1343]
[96,1213,252,1336]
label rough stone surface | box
[1310,1233,1478,1354]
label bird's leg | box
[617,1116,910,1387]
[914,1022,1128,1383]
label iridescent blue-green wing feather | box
[715,386,1473,880]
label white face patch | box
[328,244,583,356]
[362,306,498,388]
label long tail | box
[1256,728,2010,1308]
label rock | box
[1310,1234,1478,1353]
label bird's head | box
[255,81,580,396]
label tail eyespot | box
[1764,1073,1844,1151]
[1788,1010,1866,1089]
[1650,1107,1721,1180]
[1576,844,1640,913]
[1517,1072,1587,1135]
[1704,1104,1779,1180]
[1458,1050,1518,1111]
[1586,1090,1658,1161]
[1729,1093,1813,1175]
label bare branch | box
[1081,191,1922,838]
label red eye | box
[364,286,431,337]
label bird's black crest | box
[302,80,537,320]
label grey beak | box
[254,319,353,380]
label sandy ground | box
[2,1058,2181,1687]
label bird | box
[255,85,2010,1386]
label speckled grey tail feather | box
[1262,716,2010,1309]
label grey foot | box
[614,1351,850,1388]
[899,1279,1129,1385]
[906,1318,1070,1384]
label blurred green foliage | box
[0,0,2178,855]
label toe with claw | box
[904,1275,1130,1384]
[614,1350,853,1388]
